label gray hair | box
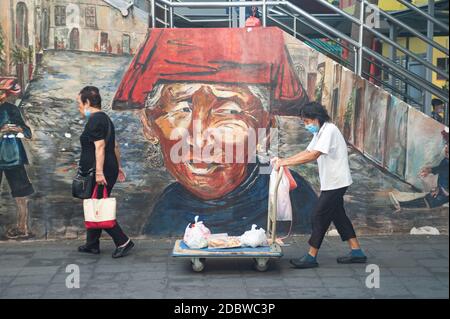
[144,83,270,111]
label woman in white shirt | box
[274,102,366,269]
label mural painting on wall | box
[112,28,319,236]
[1,9,448,240]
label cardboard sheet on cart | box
[172,240,283,257]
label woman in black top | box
[76,86,134,258]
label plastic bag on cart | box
[240,224,268,248]
[269,166,296,221]
[183,216,211,249]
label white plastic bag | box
[269,168,293,221]
[183,216,211,249]
[240,224,268,248]
[410,226,440,235]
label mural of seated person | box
[389,128,449,210]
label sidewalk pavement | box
[0,235,448,299]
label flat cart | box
[172,167,285,272]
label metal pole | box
[293,16,296,37]
[228,0,232,28]
[164,2,168,28]
[263,0,267,27]
[389,23,397,90]
[354,46,358,74]
[239,0,246,27]
[424,0,434,115]
[357,0,364,77]
[169,0,174,28]
[151,0,155,28]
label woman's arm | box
[94,139,108,185]
[115,139,126,182]
[274,150,322,170]
[114,140,122,168]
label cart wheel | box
[254,258,269,272]
[191,258,205,272]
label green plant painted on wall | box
[11,46,28,66]
[315,71,324,102]
[343,86,356,139]
[0,26,5,73]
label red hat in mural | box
[112,27,307,115]
[0,78,21,100]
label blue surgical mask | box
[305,123,319,134]
[84,107,91,119]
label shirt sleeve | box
[306,138,315,151]
[86,114,108,142]
[310,124,335,155]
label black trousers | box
[85,182,129,249]
[308,186,356,249]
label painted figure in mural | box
[0,78,34,239]
[245,6,262,27]
[273,102,367,268]
[389,128,449,210]
[112,28,318,236]
[76,86,134,258]
[431,98,446,124]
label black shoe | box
[337,252,367,264]
[112,240,134,258]
[78,244,100,255]
[289,254,319,269]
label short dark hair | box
[300,101,331,126]
[432,98,444,108]
[79,86,102,108]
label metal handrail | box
[396,0,448,32]
[151,0,449,106]
[364,1,449,56]
[280,1,448,101]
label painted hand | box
[419,167,432,178]
[0,125,22,134]
[118,167,126,183]
[430,188,439,198]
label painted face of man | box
[142,83,271,200]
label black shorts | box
[0,165,34,198]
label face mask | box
[84,107,91,119]
[305,123,319,134]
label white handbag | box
[83,184,117,229]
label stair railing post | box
[263,0,267,27]
[293,15,297,37]
[357,0,364,77]
[150,0,155,28]
[424,0,435,116]
[169,0,174,28]
[164,1,167,28]
[228,0,232,28]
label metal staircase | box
[149,0,449,121]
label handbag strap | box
[91,184,108,199]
